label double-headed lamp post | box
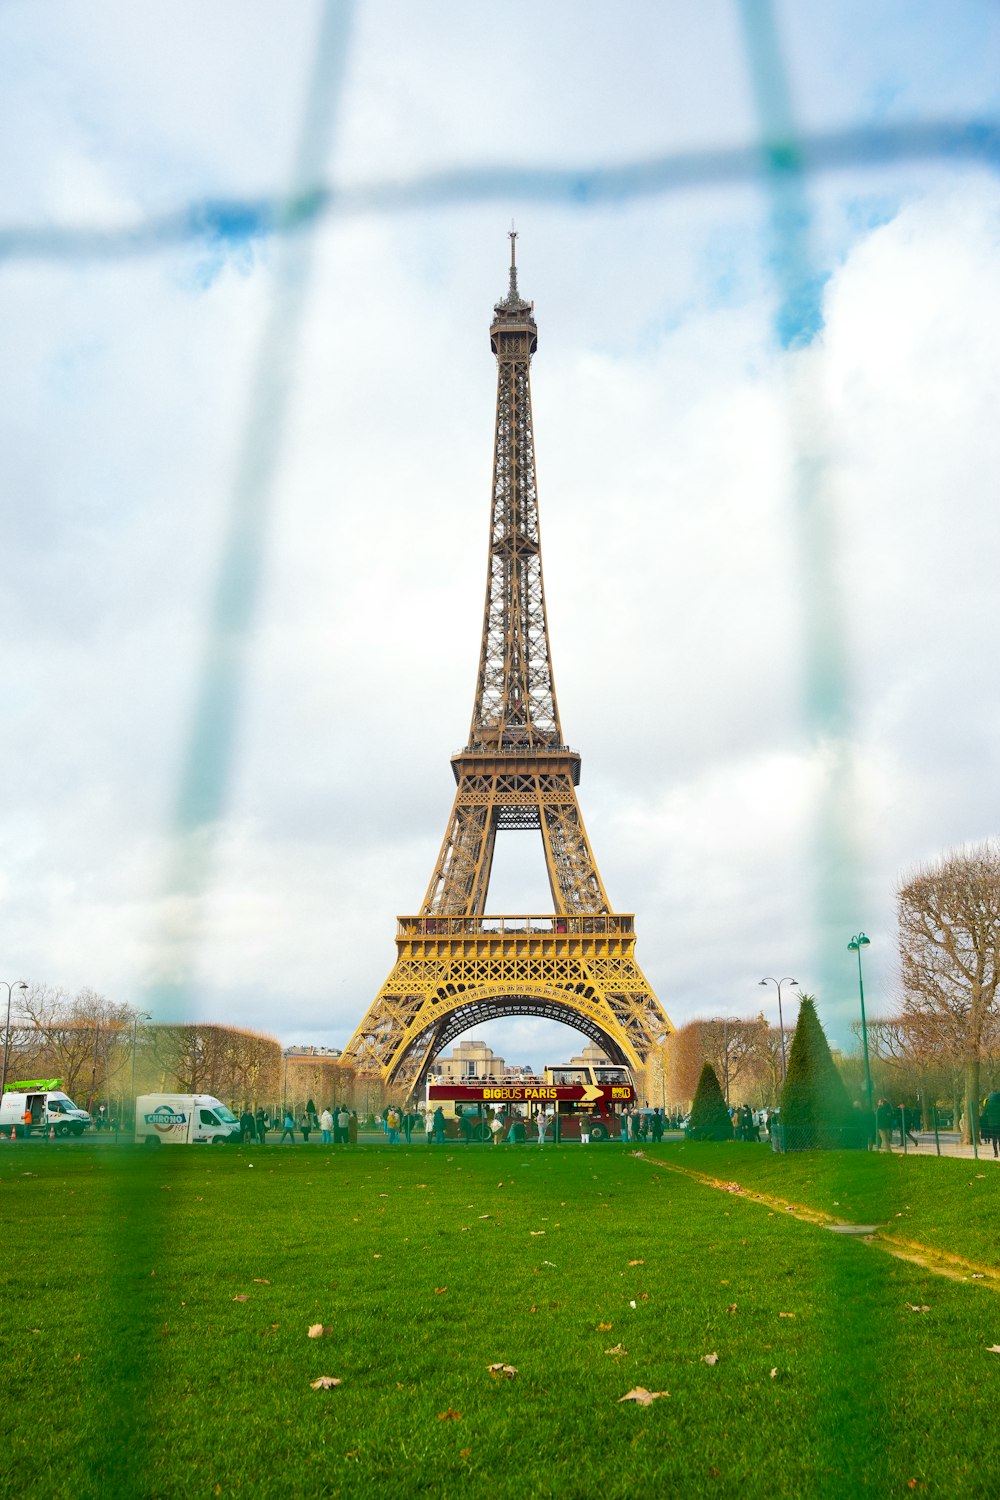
[1,980,28,1099]
[848,933,873,1113]
[758,977,799,1084]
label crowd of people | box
[237,1100,359,1145]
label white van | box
[0,1082,92,1138]
[135,1093,241,1146]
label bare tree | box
[665,1015,779,1106]
[143,1024,281,1109]
[898,842,1000,1140]
[19,985,135,1105]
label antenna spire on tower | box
[508,221,519,299]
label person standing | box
[240,1107,255,1145]
[490,1111,504,1145]
[651,1108,664,1144]
[536,1111,549,1146]
[320,1107,333,1145]
[255,1107,268,1145]
[875,1098,894,1152]
[979,1094,1000,1158]
[279,1108,296,1144]
[433,1105,446,1145]
[300,1111,312,1143]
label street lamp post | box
[0,980,28,1100]
[130,1011,152,1123]
[758,977,799,1085]
[848,933,873,1113]
[710,1017,742,1106]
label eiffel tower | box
[341,236,672,1093]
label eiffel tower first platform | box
[341,237,673,1094]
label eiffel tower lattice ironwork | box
[341,237,673,1092]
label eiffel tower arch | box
[342,237,672,1093]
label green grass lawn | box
[2,1140,1000,1499]
[647,1141,1000,1269]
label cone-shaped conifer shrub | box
[688,1061,734,1141]
[779,994,860,1149]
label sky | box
[3,0,1000,1073]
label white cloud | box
[3,4,999,1074]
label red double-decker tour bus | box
[426,1061,635,1142]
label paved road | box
[5,1129,1000,1160]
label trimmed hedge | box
[688,1061,734,1141]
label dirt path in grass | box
[634,1150,1000,1291]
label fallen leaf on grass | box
[986,1345,1000,1354]
[770,1368,778,1379]
[434,1287,448,1295]
[309,1376,342,1390]
[308,1324,333,1338]
[598,1321,612,1332]
[905,1304,930,1313]
[459,1447,472,1459]
[727,1304,737,1314]
[529,1305,538,1314]
[437,1408,462,1421]
[604,1343,628,1356]
[487,1363,518,1378]
[373,1254,382,1259]
[778,1312,795,1319]
[530,1230,546,1237]
[618,1387,668,1405]
[703,1353,719,1365]
[628,1259,644,1266]
[233,1294,249,1303]
[253,1278,270,1285]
